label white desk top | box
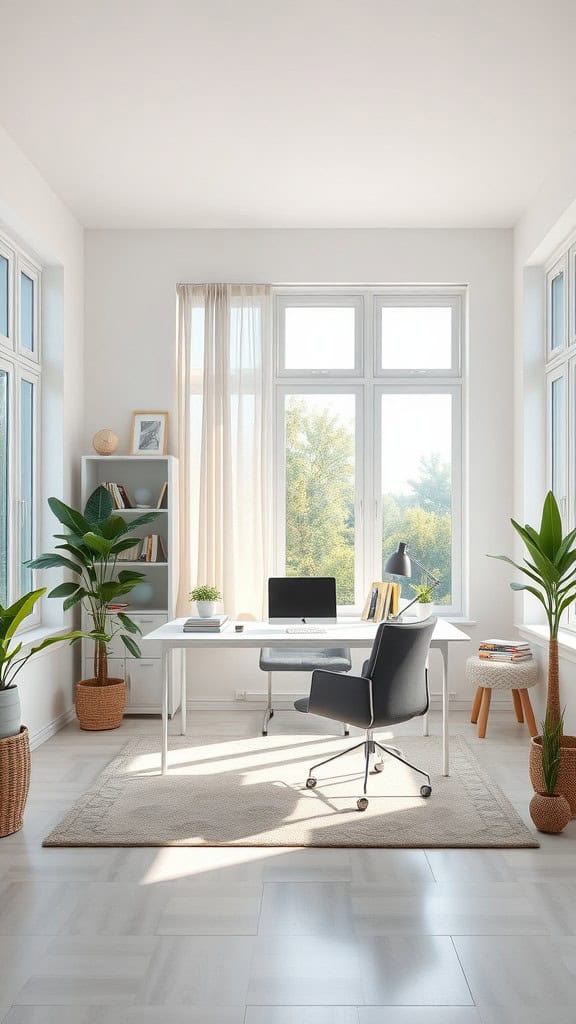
[142,617,470,648]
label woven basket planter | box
[76,678,126,731]
[529,792,572,833]
[529,735,576,817]
[0,726,31,837]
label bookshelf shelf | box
[81,454,180,717]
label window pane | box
[381,306,452,370]
[551,376,566,504]
[20,271,34,352]
[0,255,8,339]
[381,393,452,605]
[20,379,34,596]
[285,393,355,604]
[284,307,356,369]
[551,272,564,351]
[0,370,8,605]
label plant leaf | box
[117,613,141,634]
[47,582,80,599]
[539,490,563,560]
[83,532,113,557]
[120,634,141,658]
[99,515,127,540]
[63,588,88,611]
[84,486,114,525]
[117,570,145,583]
[26,553,83,574]
[1,588,46,641]
[115,511,161,535]
[48,497,90,535]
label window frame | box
[273,287,466,617]
[276,292,364,378]
[546,254,568,362]
[374,291,462,378]
[0,229,41,625]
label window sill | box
[15,625,70,659]
[518,624,576,664]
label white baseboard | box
[29,706,76,750]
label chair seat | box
[294,696,309,714]
[259,647,352,672]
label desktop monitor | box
[268,577,337,624]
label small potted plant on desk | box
[409,580,436,620]
[0,587,99,837]
[529,708,571,833]
[27,486,160,731]
[190,585,222,618]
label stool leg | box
[470,687,483,724]
[478,688,492,738]
[512,689,524,723]
[519,689,538,737]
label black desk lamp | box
[384,542,440,619]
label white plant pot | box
[196,600,217,618]
[416,603,434,620]
[0,686,21,739]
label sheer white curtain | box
[176,283,273,619]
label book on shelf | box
[117,539,142,561]
[139,534,167,563]
[102,481,133,510]
[156,482,168,509]
[183,615,229,632]
[107,602,129,612]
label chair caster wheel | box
[374,761,384,773]
[420,785,432,798]
[357,797,369,811]
[262,731,267,737]
[306,777,317,789]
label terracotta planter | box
[529,791,571,833]
[75,678,126,731]
[0,726,31,837]
[529,735,576,817]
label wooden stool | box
[466,655,539,739]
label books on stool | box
[478,639,532,662]
[183,615,229,632]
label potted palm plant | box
[0,586,98,836]
[529,708,571,833]
[490,490,576,813]
[27,486,160,730]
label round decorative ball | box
[92,429,119,456]
[133,487,153,508]
[130,582,154,606]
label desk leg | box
[180,649,187,736]
[439,641,449,776]
[161,646,169,776]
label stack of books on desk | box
[183,615,229,632]
[478,639,533,662]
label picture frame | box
[130,411,169,455]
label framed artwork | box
[130,411,168,454]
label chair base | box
[305,729,432,811]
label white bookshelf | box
[80,454,180,716]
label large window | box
[274,289,465,614]
[0,231,41,617]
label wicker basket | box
[530,735,576,817]
[76,678,126,731]
[0,726,31,838]
[529,792,571,833]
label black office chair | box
[295,617,436,811]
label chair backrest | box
[365,618,436,726]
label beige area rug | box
[43,733,538,848]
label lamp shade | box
[384,542,412,577]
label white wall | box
[85,228,514,708]
[513,145,576,728]
[0,126,85,743]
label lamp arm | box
[408,555,441,587]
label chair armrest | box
[308,670,372,729]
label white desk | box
[142,618,470,777]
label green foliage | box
[540,706,565,795]
[26,486,161,684]
[190,585,222,602]
[409,580,436,604]
[0,588,101,690]
[488,491,576,640]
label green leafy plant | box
[540,706,565,795]
[409,580,436,604]
[489,490,576,728]
[27,487,160,685]
[0,588,100,690]
[190,585,222,602]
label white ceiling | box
[1,0,576,229]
